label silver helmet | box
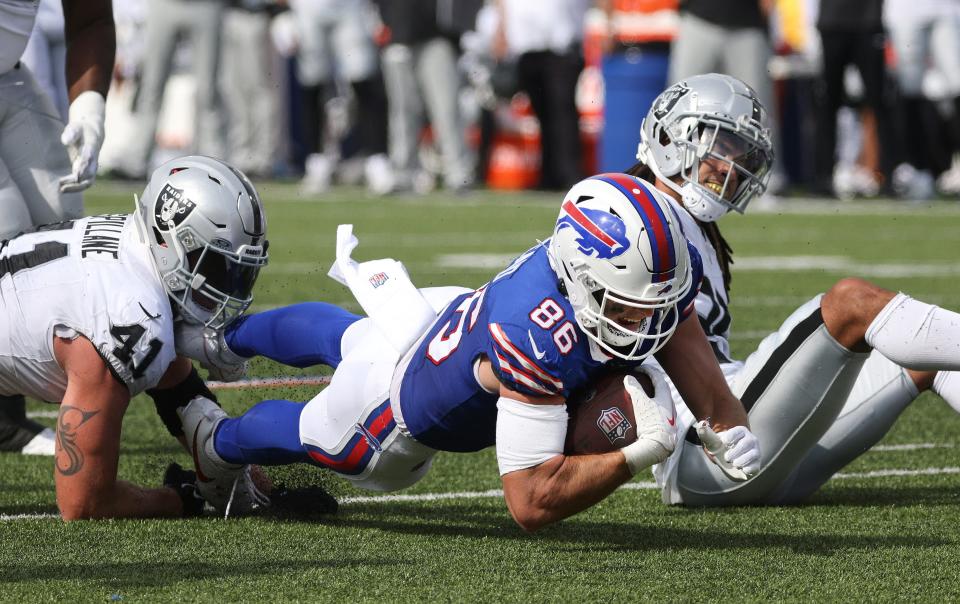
[637,73,775,222]
[133,156,268,330]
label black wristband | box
[147,366,218,437]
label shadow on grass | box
[806,484,960,507]
[305,501,950,555]
[0,558,394,586]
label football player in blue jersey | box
[176,173,762,530]
[623,73,960,505]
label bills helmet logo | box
[596,407,632,444]
[556,199,630,260]
[154,183,196,231]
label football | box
[564,370,654,455]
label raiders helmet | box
[133,156,268,330]
[637,73,775,222]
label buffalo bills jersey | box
[394,242,703,453]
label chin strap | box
[680,182,729,222]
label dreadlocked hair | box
[623,161,735,291]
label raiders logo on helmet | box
[154,183,197,231]
[653,82,690,120]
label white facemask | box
[680,181,730,222]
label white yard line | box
[430,254,960,278]
[4,467,960,522]
[0,513,58,521]
[833,466,960,479]
[871,443,953,452]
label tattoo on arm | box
[55,405,100,476]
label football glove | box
[695,421,761,481]
[58,91,106,193]
[269,11,299,57]
[163,462,206,517]
[266,483,339,519]
[620,368,677,475]
[174,322,248,382]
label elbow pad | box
[495,397,567,476]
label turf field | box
[3,182,960,601]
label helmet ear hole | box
[658,127,671,146]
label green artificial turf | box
[3,182,960,601]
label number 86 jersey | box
[393,242,702,453]
[0,215,176,403]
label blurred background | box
[31,0,960,201]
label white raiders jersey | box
[647,198,745,484]
[0,214,176,402]
[0,0,39,75]
[664,197,740,373]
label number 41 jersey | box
[394,242,702,453]
[0,215,176,403]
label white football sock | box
[865,293,960,370]
[933,371,960,415]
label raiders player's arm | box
[478,360,631,532]
[654,310,748,432]
[52,335,183,521]
[62,0,115,99]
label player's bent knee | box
[821,278,892,350]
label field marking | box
[342,489,507,504]
[734,256,960,278]
[0,513,57,521]
[5,467,960,522]
[871,443,953,452]
[433,254,960,278]
[834,466,960,478]
[205,376,331,390]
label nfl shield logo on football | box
[596,407,632,444]
[369,272,389,288]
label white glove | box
[695,421,761,481]
[174,322,249,382]
[269,12,300,57]
[620,368,677,475]
[59,91,106,193]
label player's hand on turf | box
[163,462,206,517]
[174,322,248,382]
[58,91,106,193]
[696,422,760,481]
